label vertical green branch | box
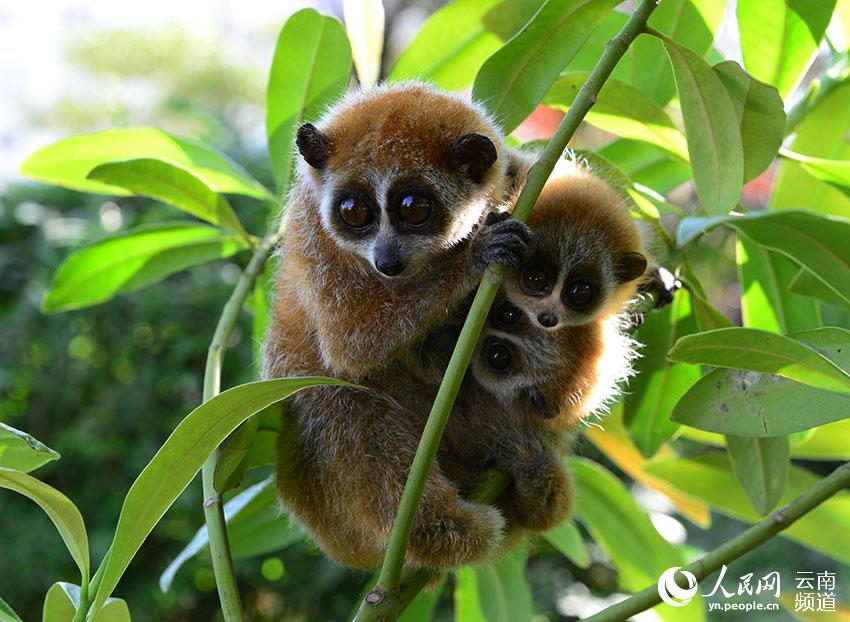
[200,233,280,622]
[356,1,662,619]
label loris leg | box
[278,386,507,570]
[492,435,574,532]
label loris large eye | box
[338,196,373,229]
[520,266,553,297]
[563,278,596,310]
[491,300,522,330]
[484,338,513,373]
[398,194,432,226]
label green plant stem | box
[200,233,280,622]
[784,50,849,133]
[583,461,850,622]
[356,2,661,619]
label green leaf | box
[43,583,130,622]
[713,61,785,182]
[0,595,22,622]
[726,435,790,515]
[672,327,850,437]
[598,140,691,194]
[662,39,743,215]
[543,520,590,568]
[790,419,850,461]
[570,458,702,622]
[736,236,821,334]
[624,289,701,457]
[42,222,249,313]
[267,9,352,196]
[645,453,850,564]
[790,268,850,311]
[159,476,299,592]
[472,0,621,133]
[388,0,503,89]
[676,210,850,307]
[0,468,89,587]
[90,377,347,616]
[543,72,689,160]
[737,0,835,97]
[772,83,850,218]
[398,583,443,622]
[629,0,725,104]
[0,422,60,473]
[20,128,271,201]
[213,417,260,493]
[454,550,532,622]
[343,0,384,87]
[87,159,250,240]
[780,150,850,198]
[668,327,850,396]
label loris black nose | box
[375,257,405,276]
[537,311,558,327]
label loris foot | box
[503,459,573,532]
[639,265,681,309]
[407,499,506,568]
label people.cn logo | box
[657,567,699,607]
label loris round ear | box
[296,123,331,169]
[451,133,497,183]
[615,251,648,283]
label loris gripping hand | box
[472,211,531,270]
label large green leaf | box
[736,236,820,334]
[570,458,702,622]
[672,328,850,437]
[713,61,785,183]
[159,476,299,592]
[267,9,352,196]
[624,289,700,457]
[790,419,850,461]
[668,327,850,396]
[398,581,443,622]
[780,150,850,198]
[663,39,743,215]
[0,422,59,473]
[454,550,532,622]
[19,128,271,201]
[543,520,590,568]
[543,72,688,160]
[87,158,249,240]
[737,0,835,97]
[645,453,850,564]
[598,140,691,194]
[388,0,503,89]
[0,468,89,587]
[43,583,130,622]
[629,0,725,104]
[42,222,249,313]
[676,210,850,307]
[472,0,620,133]
[790,268,850,311]
[0,595,22,622]
[772,83,850,218]
[726,435,789,515]
[90,377,347,615]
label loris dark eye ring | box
[338,196,373,229]
[563,278,596,310]
[484,338,513,373]
[398,194,432,226]
[492,300,522,330]
[520,266,553,296]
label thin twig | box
[583,462,850,622]
[354,2,662,620]
[200,233,281,622]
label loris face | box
[501,233,647,331]
[294,84,507,278]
